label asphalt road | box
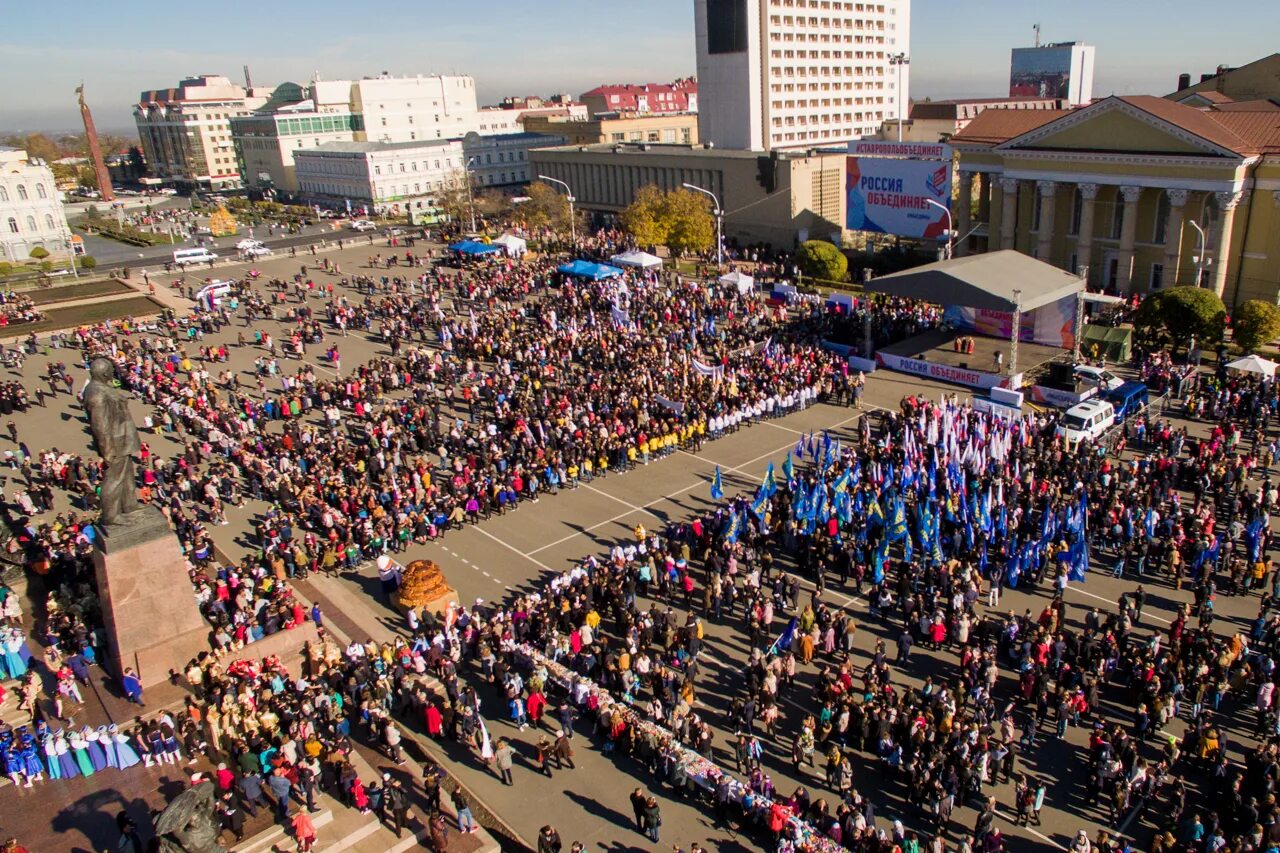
[3,242,1263,853]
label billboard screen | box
[1010,46,1072,99]
[845,155,951,239]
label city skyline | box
[3,0,1278,133]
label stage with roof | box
[864,250,1086,391]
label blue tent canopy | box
[449,240,502,256]
[556,260,624,280]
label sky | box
[3,0,1278,134]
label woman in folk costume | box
[54,730,79,779]
[2,732,23,786]
[42,729,61,780]
[1,627,29,679]
[97,726,119,770]
[83,726,109,772]
[68,727,95,777]
[110,724,142,769]
[18,729,44,786]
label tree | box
[2,133,61,163]
[77,165,99,190]
[28,246,49,260]
[78,255,97,270]
[475,188,513,222]
[434,170,473,226]
[619,185,713,256]
[796,240,848,282]
[621,185,670,249]
[1232,299,1280,353]
[1133,286,1226,352]
[514,181,571,233]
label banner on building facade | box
[845,154,952,239]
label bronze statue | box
[82,357,142,525]
[153,780,226,853]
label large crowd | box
[0,240,1277,853]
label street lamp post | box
[537,174,576,250]
[464,157,479,234]
[924,198,953,259]
[1189,220,1207,287]
[681,182,723,268]
[889,53,910,142]
[63,231,79,280]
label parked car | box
[349,219,376,232]
[1073,364,1124,392]
[235,238,263,251]
[243,245,272,258]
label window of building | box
[25,216,35,231]
[706,0,749,53]
[36,184,47,199]
[0,187,7,202]
[16,185,27,201]
[6,217,16,233]
[44,214,54,229]
[1150,263,1164,290]
[1109,190,1125,240]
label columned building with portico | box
[948,95,1280,308]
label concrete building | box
[0,147,72,263]
[231,83,365,192]
[295,133,563,215]
[134,75,272,189]
[523,113,698,146]
[693,0,910,151]
[530,142,847,248]
[882,97,1066,143]
[950,94,1280,306]
[1009,42,1095,107]
[461,132,565,188]
[580,79,698,117]
[1169,53,1280,104]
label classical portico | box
[950,95,1280,306]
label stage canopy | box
[492,234,527,256]
[557,260,624,280]
[610,250,663,269]
[866,250,1086,312]
[449,240,502,256]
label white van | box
[1056,399,1116,444]
[173,247,218,266]
[194,280,234,306]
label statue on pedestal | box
[153,780,226,853]
[82,357,142,526]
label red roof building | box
[580,79,698,117]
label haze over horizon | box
[3,0,1277,134]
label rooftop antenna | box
[1033,23,1041,48]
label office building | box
[522,113,699,146]
[531,142,847,247]
[693,0,910,151]
[882,97,1066,143]
[950,94,1280,306]
[232,83,365,192]
[135,75,272,189]
[0,147,72,263]
[580,79,698,117]
[1009,42,1095,106]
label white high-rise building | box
[1009,42,1095,107]
[694,0,911,151]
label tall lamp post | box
[681,182,723,268]
[925,198,953,259]
[536,174,576,251]
[889,53,910,142]
[464,156,479,234]
[1009,288,1023,376]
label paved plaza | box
[0,240,1264,852]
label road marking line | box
[580,482,646,513]
[527,409,865,557]
[472,525,557,575]
[994,809,1067,850]
[1066,583,1171,624]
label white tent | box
[610,250,663,269]
[718,270,755,295]
[492,234,527,256]
[1226,354,1279,377]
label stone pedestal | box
[92,506,210,686]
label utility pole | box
[538,175,577,250]
[682,182,723,268]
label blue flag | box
[710,466,724,501]
[750,488,769,519]
[1066,537,1089,582]
[1247,518,1266,560]
[769,617,799,655]
[889,494,908,541]
[724,507,743,543]
[762,462,778,498]
[782,452,795,488]
[873,537,889,584]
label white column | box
[956,171,974,256]
[1210,190,1244,298]
[1074,183,1099,281]
[1035,180,1057,265]
[1115,185,1142,294]
[1162,189,1188,288]
[998,177,1019,251]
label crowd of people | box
[2,233,1279,853]
[0,294,43,328]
